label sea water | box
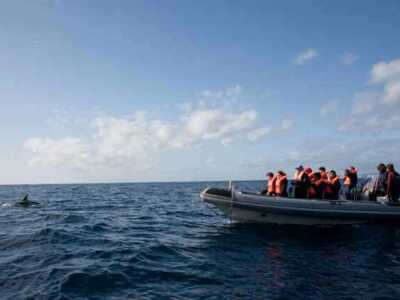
[1,181,400,299]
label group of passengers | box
[261,163,400,203]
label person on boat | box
[275,171,288,197]
[310,172,326,199]
[261,172,277,196]
[343,166,359,200]
[293,165,303,181]
[305,168,316,198]
[319,166,328,180]
[343,169,354,200]
[293,165,310,199]
[386,163,400,204]
[371,163,388,200]
[325,170,341,200]
[349,166,358,188]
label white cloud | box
[25,87,294,171]
[339,58,400,132]
[184,109,258,141]
[200,85,242,100]
[370,58,400,83]
[247,127,271,142]
[25,137,90,169]
[351,91,380,115]
[340,53,359,66]
[293,49,319,65]
[383,80,400,104]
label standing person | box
[293,165,309,199]
[343,166,358,200]
[261,172,276,196]
[386,164,400,204]
[293,165,303,182]
[372,163,387,200]
[275,171,288,197]
[343,169,353,200]
[325,170,341,200]
[349,166,358,190]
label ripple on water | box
[1,182,400,299]
[60,270,130,293]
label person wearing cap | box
[293,165,303,182]
[293,165,310,199]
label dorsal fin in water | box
[16,194,39,207]
[21,194,29,203]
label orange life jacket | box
[330,176,340,185]
[344,176,351,187]
[267,176,276,194]
[321,171,328,180]
[325,176,339,194]
[275,175,287,195]
[294,171,305,181]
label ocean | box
[1,181,400,299]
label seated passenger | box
[325,170,341,200]
[311,172,326,199]
[319,166,328,180]
[275,171,288,197]
[293,165,310,199]
[305,168,316,198]
[261,172,276,196]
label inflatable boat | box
[200,187,400,225]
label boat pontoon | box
[200,186,400,225]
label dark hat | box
[296,165,304,170]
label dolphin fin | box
[21,194,29,203]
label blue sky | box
[1,0,400,184]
